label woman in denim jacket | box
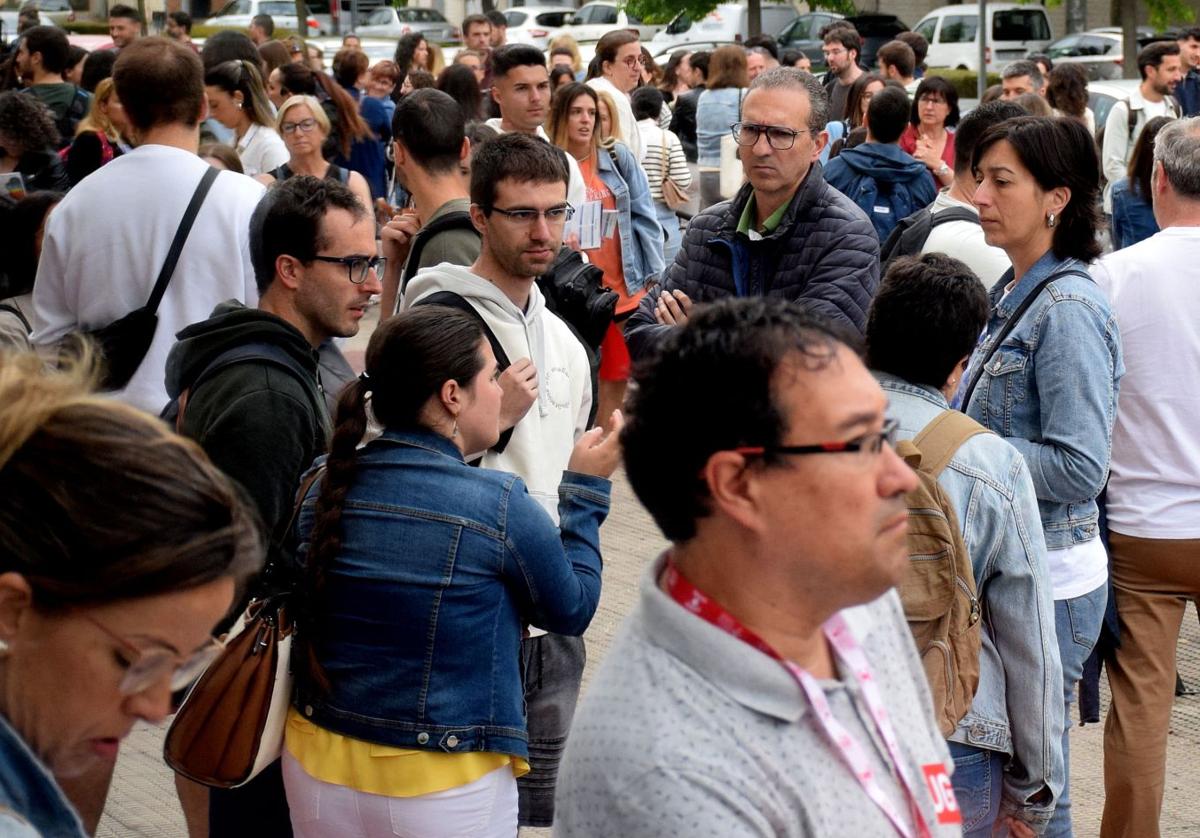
[695,45,748,209]
[285,307,619,837]
[964,116,1124,838]
[548,82,665,433]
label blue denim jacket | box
[879,375,1064,829]
[964,251,1123,551]
[595,141,666,296]
[1109,178,1159,250]
[696,86,743,167]
[293,429,610,759]
[0,714,86,837]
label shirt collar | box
[874,372,949,409]
[736,189,793,239]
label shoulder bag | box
[659,130,689,210]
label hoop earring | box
[1046,212,1057,228]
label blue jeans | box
[949,742,1005,837]
[1044,582,1109,837]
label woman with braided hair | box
[282,306,618,836]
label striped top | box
[636,119,693,205]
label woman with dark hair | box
[259,39,291,78]
[437,64,483,122]
[658,50,690,102]
[695,44,748,209]
[965,115,1122,838]
[638,46,672,128]
[0,351,261,837]
[549,64,575,97]
[79,49,116,93]
[1046,63,1095,134]
[204,59,289,175]
[1110,115,1171,250]
[0,91,69,192]
[0,191,61,350]
[282,306,616,836]
[64,45,88,86]
[823,71,884,161]
[901,75,960,191]
[391,32,430,97]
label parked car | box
[650,2,798,50]
[35,0,75,26]
[1087,78,1140,140]
[0,8,54,44]
[914,2,1052,72]
[565,2,662,44]
[205,0,323,35]
[777,11,845,66]
[649,39,739,65]
[1045,31,1123,80]
[356,6,460,43]
[309,35,395,64]
[845,14,908,71]
[505,5,575,50]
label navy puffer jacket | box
[626,163,879,359]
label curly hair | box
[0,91,60,152]
[1046,63,1089,120]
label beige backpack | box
[895,410,986,736]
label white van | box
[914,3,1053,73]
[650,2,798,50]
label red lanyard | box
[663,561,933,838]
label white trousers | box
[281,751,518,838]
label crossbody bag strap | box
[146,167,220,316]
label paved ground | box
[95,308,1200,836]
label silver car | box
[356,6,460,43]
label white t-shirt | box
[1091,226,1200,539]
[1048,538,1108,601]
[587,76,644,163]
[236,123,290,176]
[921,191,1011,289]
[32,145,265,414]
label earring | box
[452,419,459,438]
[1046,212,1057,228]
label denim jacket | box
[595,140,666,296]
[293,429,610,759]
[0,713,87,837]
[964,251,1124,551]
[879,375,1064,830]
[695,86,743,167]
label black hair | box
[910,75,959,128]
[877,40,915,78]
[277,61,316,95]
[201,30,261,71]
[550,64,575,91]
[65,44,88,73]
[80,47,116,92]
[1180,26,1200,42]
[622,297,843,542]
[393,87,465,176]
[630,84,663,121]
[743,34,779,61]
[168,10,192,32]
[108,3,141,22]
[491,43,546,79]
[1027,52,1052,72]
[485,9,506,28]
[866,254,989,388]
[249,175,368,295]
[22,26,69,75]
[780,48,804,67]
[823,27,861,58]
[0,90,59,150]
[896,31,929,68]
[1128,115,1172,199]
[866,86,909,144]
[689,49,710,79]
[1045,63,1089,119]
[1138,41,1181,80]
[250,13,274,36]
[392,31,427,85]
[437,63,484,121]
[0,190,61,298]
[951,99,1023,173]
[972,115,1102,263]
[469,131,569,210]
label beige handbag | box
[718,89,746,199]
[659,130,689,210]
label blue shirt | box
[1110,178,1159,250]
[0,714,87,837]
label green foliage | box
[924,68,1002,99]
[1038,0,1194,32]
[626,0,853,30]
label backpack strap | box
[912,410,990,478]
[0,303,31,335]
[929,206,981,228]
[412,290,514,456]
[399,211,480,290]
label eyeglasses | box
[310,254,387,284]
[731,122,805,150]
[486,204,575,225]
[822,47,847,57]
[734,419,900,464]
[919,97,948,107]
[281,117,319,134]
[618,55,648,68]
[83,613,224,696]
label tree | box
[626,0,854,37]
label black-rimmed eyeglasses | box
[486,204,575,225]
[734,419,900,463]
[731,122,806,150]
[310,255,387,284]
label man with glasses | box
[402,132,602,829]
[822,26,864,123]
[627,68,880,357]
[556,296,966,837]
[163,174,381,835]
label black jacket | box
[668,87,701,163]
[626,163,880,359]
[164,301,329,589]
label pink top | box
[900,125,955,190]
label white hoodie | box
[402,264,593,522]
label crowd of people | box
[0,5,1199,838]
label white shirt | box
[32,145,265,414]
[587,75,644,163]
[236,122,290,176]
[921,191,1011,289]
[1047,538,1108,601]
[1091,226,1200,539]
[483,119,586,210]
[1101,89,1177,213]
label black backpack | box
[881,206,981,271]
[399,210,481,292]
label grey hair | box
[1153,116,1200,199]
[1002,59,1043,90]
[748,67,829,134]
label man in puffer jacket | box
[626,67,879,359]
[824,86,937,241]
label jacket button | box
[416,732,429,745]
[446,735,459,748]
[304,705,313,717]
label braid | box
[301,377,369,692]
